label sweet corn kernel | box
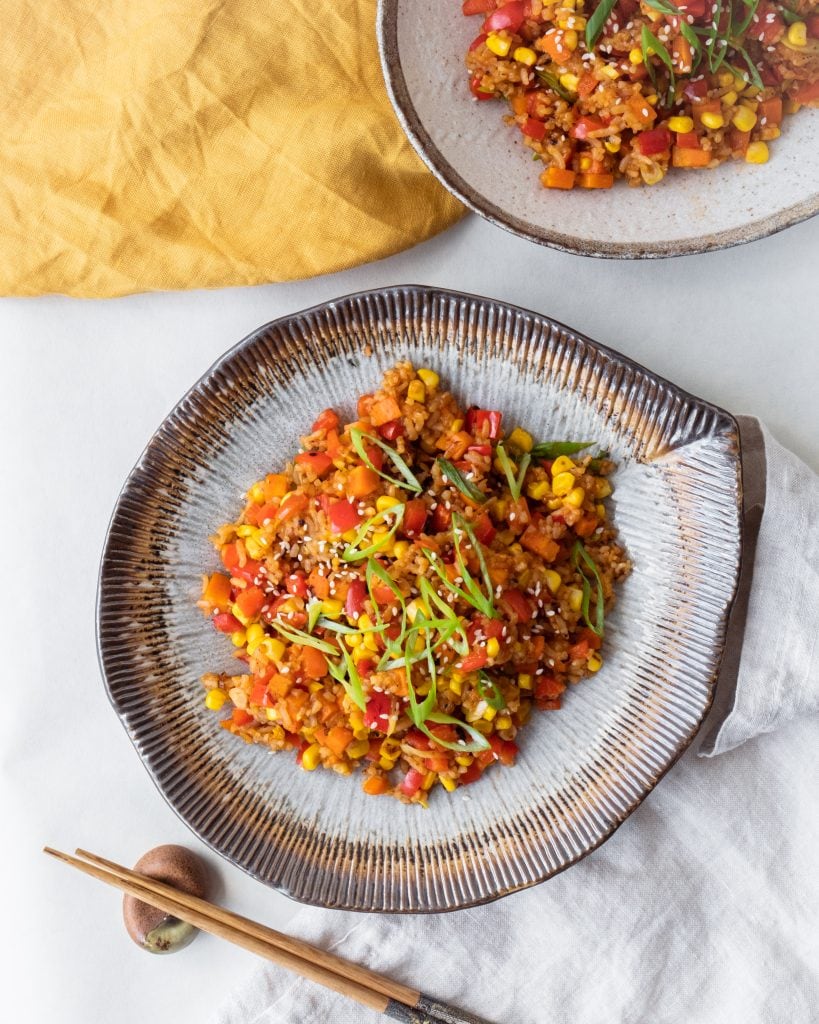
[422,771,437,791]
[417,368,439,390]
[245,623,265,644]
[321,598,344,619]
[483,705,498,721]
[347,739,371,759]
[509,542,523,555]
[230,629,247,647]
[765,125,781,139]
[629,47,643,65]
[514,45,537,66]
[547,497,562,510]
[353,727,369,741]
[406,598,429,623]
[375,495,401,513]
[526,480,550,501]
[784,98,801,115]
[407,380,426,404]
[668,115,694,133]
[721,90,738,107]
[381,738,401,759]
[595,478,612,498]
[552,471,575,496]
[486,32,511,57]
[507,427,534,453]
[568,587,584,612]
[518,673,533,690]
[449,674,463,696]
[701,111,725,130]
[392,540,410,559]
[787,21,807,46]
[733,73,748,90]
[342,528,358,543]
[441,776,457,792]
[558,13,586,28]
[596,503,607,519]
[248,481,266,504]
[745,141,769,164]
[578,154,593,171]
[260,637,286,662]
[743,84,760,97]
[496,714,513,730]
[236,524,256,538]
[301,744,322,771]
[604,138,621,153]
[358,613,374,632]
[717,70,735,88]
[563,29,579,50]
[455,753,474,766]
[486,637,500,659]
[646,94,658,105]
[600,64,620,79]
[205,688,228,711]
[379,756,396,770]
[587,653,603,672]
[265,707,280,720]
[560,72,580,92]
[352,643,373,663]
[363,631,380,653]
[646,6,662,18]
[244,537,265,560]
[344,631,361,648]
[543,570,562,594]
[565,486,586,508]
[551,455,576,476]
[732,105,757,131]
[450,418,464,432]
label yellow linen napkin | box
[0,0,464,297]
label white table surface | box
[1,212,817,1024]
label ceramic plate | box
[98,286,742,912]
[377,1,819,258]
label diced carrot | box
[267,673,294,699]
[231,709,253,727]
[302,646,328,680]
[672,146,711,168]
[236,586,265,618]
[263,474,289,500]
[203,573,231,609]
[541,166,576,190]
[574,513,599,537]
[672,35,692,73]
[325,429,341,458]
[308,568,330,600]
[675,131,700,149]
[325,726,354,757]
[347,465,380,497]
[276,492,308,522]
[628,93,657,125]
[577,172,614,189]
[369,395,402,426]
[540,29,573,65]
[511,93,528,116]
[729,128,750,154]
[758,97,782,126]
[578,72,597,98]
[488,562,510,585]
[284,688,310,722]
[520,527,560,560]
[363,775,390,795]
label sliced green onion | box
[477,671,506,711]
[571,541,605,638]
[419,712,490,753]
[535,68,574,102]
[327,646,367,711]
[418,577,469,655]
[350,428,422,493]
[641,25,676,103]
[269,621,341,655]
[317,616,383,636]
[530,440,594,460]
[585,0,618,49]
[780,6,802,24]
[495,442,530,501]
[437,458,486,504]
[366,557,407,662]
[455,515,497,617]
[306,598,323,633]
[732,46,764,90]
[342,504,405,562]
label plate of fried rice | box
[377,0,819,256]
[99,286,742,911]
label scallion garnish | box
[419,712,490,753]
[455,515,497,617]
[419,577,469,655]
[306,598,323,632]
[349,428,422,494]
[495,442,531,501]
[342,504,405,562]
[366,557,407,662]
[327,646,367,711]
[437,458,487,504]
[585,0,618,49]
[269,621,340,655]
[535,68,575,102]
[641,25,676,105]
[571,541,605,638]
[530,440,594,460]
[477,671,507,711]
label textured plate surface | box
[98,286,742,912]
[377,0,819,258]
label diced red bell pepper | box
[500,588,533,622]
[522,118,547,141]
[470,73,495,100]
[285,571,309,598]
[758,64,781,87]
[311,409,339,433]
[571,116,605,140]
[465,408,502,439]
[365,444,384,471]
[473,513,496,546]
[356,658,377,676]
[758,97,782,127]
[676,130,700,149]
[678,0,707,16]
[460,762,484,785]
[483,1,525,33]
[431,504,452,532]
[294,451,333,477]
[402,499,428,537]
[231,708,254,727]
[249,679,268,705]
[534,674,566,701]
[213,612,244,634]
[469,32,488,52]
[793,80,819,104]
[750,3,783,44]
[328,499,362,534]
[363,692,393,730]
[378,419,405,441]
[636,126,671,156]
[463,0,495,14]
[399,768,425,797]
[807,14,819,38]
[489,735,519,766]
[460,649,489,672]
[683,78,709,102]
[276,492,308,523]
[467,444,492,456]
[345,578,367,619]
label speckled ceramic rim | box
[98,285,743,913]
[376,1,819,259]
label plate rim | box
[376,0,819,260]
[97,284,745,912]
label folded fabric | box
[0,0,464,297]
[214,418,819,1024]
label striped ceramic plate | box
[98,286,742,912]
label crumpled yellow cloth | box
[0,0,463,297]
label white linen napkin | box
[214,418,819,1024]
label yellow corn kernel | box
[353,727,369,741]
[745,141,769,164]
[641,163,665,185]
[558,13,586,28]
[248,481,266,504]
[352,643,372,664]
[358,613,373,632]
[486,637,500,659]
[417,368,439,390]
[743,84,761,97]
[595,478,612,498]
[526,480,550,501]
[509,542,523,555]
[604,138,621,153]
[547,497,562,510]
[370,531,393,553]
[321,598,344,620]
[405,598,429,623]
[407,380,426,404]
[646,5,662,18]
[514,45,537,66]
[563,28,579,50]
[568,587,583,612]
[420,771,436,791]
[245,623,265,645]
[363,631,380,653]
[482,704,498,722]
[578,154,593,171]
[552,471,575,496]
[449,674,463,696]
[441,775,457,792]
[518,673,533,690]
[543,570,562,594]
[668,115,694,133]
[259,637,286,662]
[732,105,757,132]
[701,111,725,130]
[629,47,643,65]
[265,707,279,721]
[344,631,361,648]
[308,681,323,693]
[646,94,659,105]
[246,636,264,655]
[455,754,474,767]
[486,32,511,57]
[381,738,401,759]
[349,710,364,731]
[551,455,576,476]
[722,90,738,107]
[450,418,464,432]
[301,744,322,771]
[596,503,607,519]
[235,524,256,538]
[565,486,586,508]
[496,714,513,731]
[717,70,735,88]
[379,755,396,770]
[784,98,801,115]
[392,540,410,560]
[787,21,807,46]
[559,72,580,93]
[347,739,371,759]
[230,629,247,647]
[587,653,603,672]
[600,64,619,79]
[205,688,227,711]
[765,126,781,139]
[375,495,401,513]
[507,427,534,453]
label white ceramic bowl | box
[377,0,819,257]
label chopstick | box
[44,847,492,1024]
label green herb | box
[419,712,490,753]
[495,442,531,501]
[269,621,340,655]
[535,68,575,103]
[437,458,487,504]
[588,449,610,474]
[306,598,323,632]
[530,440,594,460]
[317,616,384,637]
[349,428,422,494]
[366,557,407,662]
[418,577,469,655]
[477,671,507,711]
[571,541,605,638]
[585,0,619,49]
[732,46,764,89]
[780,5,802,23]
[641,25,676,104]
[327,646,367,712]
[733,0,761,35]
[342,504,405,562]
[457,516,497,610]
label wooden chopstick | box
[44,847,492,1024]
